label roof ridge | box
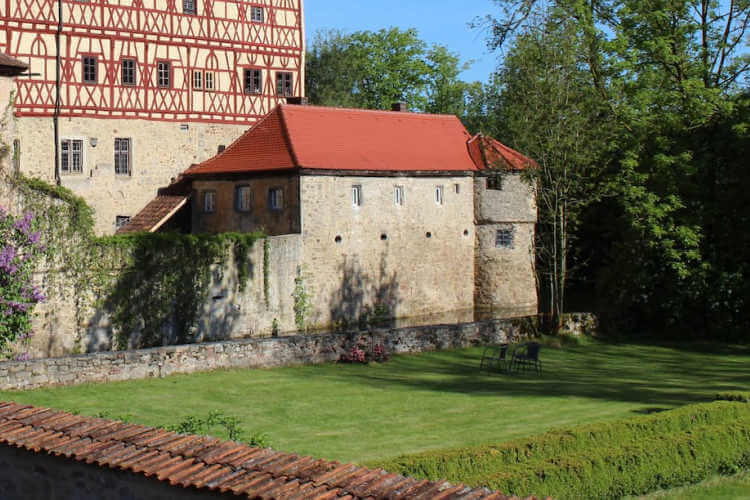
[279,102,462,120]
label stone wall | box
[15,116,249,234]
[300,174,477,329]
[0,318,525,391]
[0,445,229,500]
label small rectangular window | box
[82,56,97,84]
[235,185,252,212]
[495,228,514,248]
[204,71,214,90]
[244,68,262,94]
[183,0,196,14]
[268,187,283,211]
[157,61,171,88]
[203,191,216,213]
[193,70,203,90]
[487,174,503,190]
[394,185,404,206]
[251,6,263,22]
[114,138,131,175]
[276,72,293,97]
[115,216,131,230]
[435,185,444,205]
[352,185,362,207]
[121,59,136,85]
[60,139,83,174]
[455,183,460,194]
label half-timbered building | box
[0,0,304,233]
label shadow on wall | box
[329,253,402,331]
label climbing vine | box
[263,237,270,306]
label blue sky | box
[304,0,500,83]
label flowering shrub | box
[339,343,389,364]
[0,207,46,359]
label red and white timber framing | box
[0,0,304,124]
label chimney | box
[286,96,309,106]
[391,101,407,112]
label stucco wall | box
[299,174,476,329]
[15,116,249,234]
[191,175,300,235]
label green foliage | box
[715,392,750,403]
[371,400,750,499]
[166,411,271,447]
[306,27,478,116]
[292,266,311,331]
[263,237,270,306]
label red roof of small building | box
[0,52,28,76]
[185,105,496,176]
[116,195,188,234]
[467,134,537,172]
[0,401,539,499]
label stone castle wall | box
[299,174,477,329]
[0,318,526,391]
[15,116,249,234]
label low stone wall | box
[0,318,525,391]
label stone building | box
[0,0,304,234]
[123,103,538,328]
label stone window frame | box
[235,184,253,213]
[60,137,86,175]
[202,190,216,213]
[352,184,362,207]
[495,226,515,249]
[250,5,264,22]
[121,58,137,86]
[435,185,444,205]
[394,185,405,206]
[243,68,263,94]
[115,215,131,231]
[276,72,293,97]
[487,174,503,191]
[114,137,132,176]
[81,55,97,84]
[268,187,284,211]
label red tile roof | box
[0,401,540,499]
[0,52,28,75]
[468,134,537,172]
[185,105,483,176]
[116,195,188,234]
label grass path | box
[2,341,749,464]
[629,470,750,499]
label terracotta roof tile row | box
[0,402,534,499]
[467,135,536,172]
[116,195,188,234]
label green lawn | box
[2,340,750,464]
[630,470,750,499]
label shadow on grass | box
[338,341,750,408]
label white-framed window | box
[352,185,362,207]
[203,190,216,213]
[251,6,263,22]
[121,58,136,85]
[394,185,404,206]
[115,216,131,230]
[235,185,252,212]
[60,138,84,174]
[204,71,214,90]
[114,138,131,175]
[496,228,515,248]
[244,68,262,94]
[276,72,293,97]
[157,61,171,88]
[435,185,444,205]
[193,70,203,90]
[268,187,283,211]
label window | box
[250,6,263,22]
[435,185,444,205]
[244,68,262,94]
[204,71,214,90]
[394,185,404,206]
[235,185,252,212]
[495,228,514,248]
[121,59,136,85]
[157,61,170,88]
[193,70,203,90]
[455,183,461,194]
[115,216,131,230]
[60,139,83,174]
[276,72,293,97]
[203,191,216,213]
[487,174,503,190]
[268,187,283,211]
[352,185,362,207]
[82,56,97,84]
[114,138,131,175]
[183,0,196,14]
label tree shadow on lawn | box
[342,342,750,409]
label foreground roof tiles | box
[116,194,188,234]
[0,52,28,75]
[467,134,537,172]
[0,401,534,499]
[185,105,483,176]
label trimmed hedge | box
[370,401,750,499]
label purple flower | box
[14,352,30,362]
[28,231,41,244]
[13,212,33,236]
[0,245,17,274]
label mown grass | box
[1,340,749,464]
[630,469,750,499]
